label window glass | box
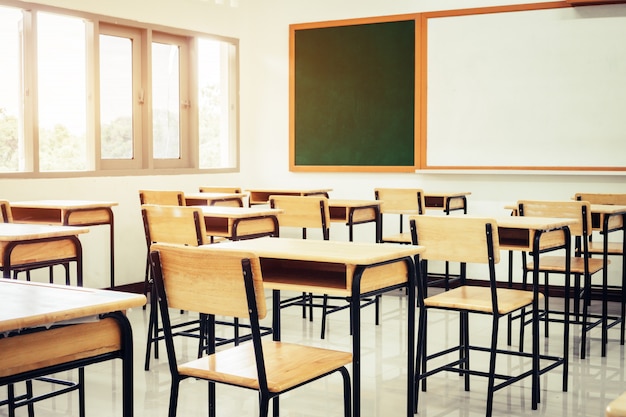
[0,6,23,172]
[37,12,87,171]
[152,41,181,159]
[100,34,134,159]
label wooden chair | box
[141,204,209,371]
[516,200,607,359]
[269,195,378,339]
[149,242,352,417]
[139,189,185,206]
[269,195,331,336]
[138,189,186,299]
[270,194,330,240]
[575,192,626,258]
[575,192,626,350]
[410,215,543,417]
[0,199,13,223]
[374,188,424,244]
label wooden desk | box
[424,191,470,214]
[589,204,626,355]
[0,223,89,285]
[0,279,145,417]
[10,200,117,288]
[184,192,246,207]
[200,206,281,241]
[211,237,423,417]
[328,199,381,242]
[245,188,332,206]
[495,215,575,410]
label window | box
[151,32,189,168]
[0,1,239,176]
[0,6,23,172]
[98,24,142,170]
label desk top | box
[506,203,626,215]
[0,280,146,333]
[425,191,471,198]
[0,223,89,241]
[591,204,626,215]
[200,206,282,218]
[11,200,118,209]
[211,236,423,265]
[246,188,332,194]
[185,192,247,201]
[328,199,381,208]
[494,215,579,231]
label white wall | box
[3,0,624,288]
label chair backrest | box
[141,204,209,247]
[199,186,242,194]
[0,200,13,223]
[374,188,425,215]
[517,200,590,238]
[409,215,500,265]
[149,243,268,386]
[139,190,185,206]
[269,195,330,240]
[575,193,626,206]
[150,242,266,319]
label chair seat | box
[588,241,623,255]
[179,340,352,392]
[424,286,540,315]
[527,256,606,274]
[381,232,412,244]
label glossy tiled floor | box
[3,290,625,417]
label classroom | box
[1,0,625,416]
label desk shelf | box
[591,212,624,232]
[260,258,349,296]
[498,227,567,252]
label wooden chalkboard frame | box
[290,15,420,172]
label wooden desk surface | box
[185,192,247,201]
[0,222,89,241]
[11,200,118,210]
[590,204,626,214]
[212,236,422,267]
[0,279,146,333]
[425,191,471,198]
[246,188,333,205]
[246,188,332,194]
[200,206,282,218]
[494,215,578,231]
[328,199,381,208]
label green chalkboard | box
[292,18,415,170]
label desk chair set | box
[3,187,624,417]
[0,199,142,417]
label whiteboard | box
[425,5,626,170]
